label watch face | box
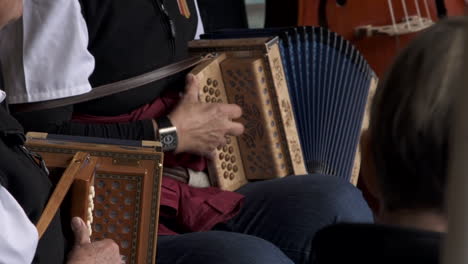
[162,134,175,145]
[159,125,177,151]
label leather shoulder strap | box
[12,54,215,113]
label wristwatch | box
[156,116,178,152]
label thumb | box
[71,217,91,245]
[183,74,199,102]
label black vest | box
[0,108,67,264]
[76,0,199,116]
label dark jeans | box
[157,174,373,264]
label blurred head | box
[0,0,22,29]
[361,17,468,215]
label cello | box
[297,0,466,76]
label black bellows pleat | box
[202,26,375,181]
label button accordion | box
[26,133,163,264]
[190,26,377,186]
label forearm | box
[12,105,156,140]
[52,119,155,140]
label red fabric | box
[72,92,244,235]
[159,177,244,234]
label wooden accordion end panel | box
[191,55,248,191]
[25,133,163,264]
[70,153,96,235]
[189,43,307,187]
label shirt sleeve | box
[0,185,38,264]
[12,105,156,141]
[51,119,156,140]
[194,0,205,39]
[0,0,94,104]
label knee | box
[157,231,293,264]
[244,174,374,223]
[297,174,374,223]
[215,233,293,264]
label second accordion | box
[190,26,377,187]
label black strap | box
[155,115,173,130]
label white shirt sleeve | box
[0,0,95,104]
[194,0,205,40]
[0,186,38,264]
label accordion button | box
[95,209,103,217]
[96,195,104,203]
[205,96,210,102]
[97,181,105,189]
[211,98,217,103]
[221,162,226,169]
[207,78,212,85]
[224,155,230,162]
[108,225,116,233]
[110,211,118,219]
[227,164,232,171]
[209,88,214,95]
[217,146,222,151]
[215,90,221,97]
[213,80,218,87]
[223,146,228,152]
[224,172,229,179]
[226,137,232,144]
[112,181,120,189]
[203,86,209,93]
[231,156,236,163]
[228,146,234,153]
[219,153,224,160]
[125,183,135,191]
[124,212,130,219]
[233,165,238,172]
[217,99,222,103]
[229,173,235,180]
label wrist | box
[155,116,178,152]
[152,119,159,140]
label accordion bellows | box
[193,26,377,182]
